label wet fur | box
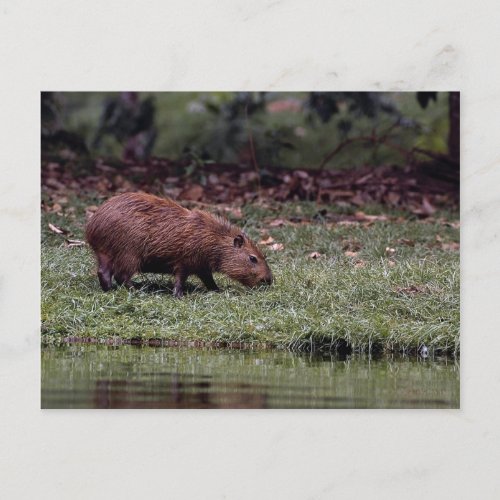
[85,193,273,297]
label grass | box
[41,195,459,354]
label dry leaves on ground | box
[268,218,288,227]
[411,196,436,217]
[85,205,99,218]
[397,238,415,247]
[179,184,204,201]
[48,223,69,235]
[440,242,460,251]
[259,236,275,245]
[269,243,284,251]
[65,239,86,248]
[41,156,459,214]
[43,203,63,214]
[434,234,460,251]
[344,251,359,258]
[308,252,322,259]
[354,211,389,223]
[223,206,243,219]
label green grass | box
[41,196,459,354]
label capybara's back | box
[86,192,272,297]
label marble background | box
[1,0,499,498]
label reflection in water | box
[41,345,459,409]
[91,377,268,409]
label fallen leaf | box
[179,184,204,201]
[337,220,359,226]
[330,190,355,198]
[350,193,365,206]
[48,223,68,235]
[259,236,275,245]
[114,175,126,187]
[446,220,460,229]
[46,162,59,172]
[354,211,389,222]
[269,218,287,227]
[65,239,86,248]
[49,203,62,213]
[223,206,243,219]
[56,195,68,204]
[387,260,396,267]
[422,196,436,215]
[386,192,400,205]
[354,260,366,268]
[295,170,309,179]
[270,243,284,251]
[308,252,322,259]
[441,242,460,251]
[45,178,66,190]
[165,176,180,183]
[354,172,373,185]
[96,179,111,192]
[95,163,117,173]
[208,174,219,184]
[85,205,99,218]
[398,238,415,247]
[334,201,351,208]
[411,196,436,217]
[344,251,359,257]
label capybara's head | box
[222,233,273,288]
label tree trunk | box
[448,92,460,163]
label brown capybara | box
[85,192,273,297]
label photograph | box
[41,91,460,409]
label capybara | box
[85,192,273,297]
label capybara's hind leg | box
[97,253,113,291]
[173,267,188,298]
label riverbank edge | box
[41,335,460,358]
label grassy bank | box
[41,195,459,354]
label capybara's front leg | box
[197,270,219,292]
[97,253,113,291]
[115,272,134,289]
[173,268,188,298]
[113,259,138,289]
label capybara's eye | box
[249,255,258,264]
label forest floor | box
[41,183,460,355]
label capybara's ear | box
[234,235,244,248]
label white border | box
[2,1,499,498]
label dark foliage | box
[93,92,158,161]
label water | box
[41,344,459,409]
